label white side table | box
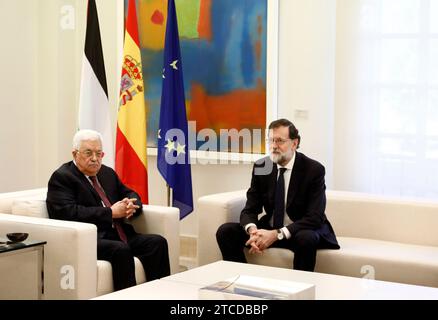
[0,239,46,299]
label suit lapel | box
[286,152,304,209]
[69,162,102,205]
[96,168,115,204]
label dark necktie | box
[89,176,128,243]
[273,168,287,229]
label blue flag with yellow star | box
[157,0,193,219]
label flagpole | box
[166,184,171,207]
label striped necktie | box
[89,176,128,243]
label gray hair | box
[73,129,103,150]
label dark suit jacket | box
[46,161,142,239]
[240,153,339,249]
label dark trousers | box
[98,228,170,291]
[216,222,320,272]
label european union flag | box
[157,0,193,219]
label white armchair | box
[0,188,180,299]
[197,189,438,288]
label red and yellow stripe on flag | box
[116,0,148,203]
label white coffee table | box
[94,260,438,300]
[92,279,201,300]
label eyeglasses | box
[266,138,292,146]
[77,150,104,158]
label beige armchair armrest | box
[130,205,180,274]
[197,190,247,266]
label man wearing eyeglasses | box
[216,119,340,272]
[46,129,170,291]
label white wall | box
[277,0,337,187]
[0,0,122,192]
[0,0,338,237]
[332,1,379,192]
[0,0,38,190]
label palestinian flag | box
[78,0,114,168]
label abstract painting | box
[125,0,267,153]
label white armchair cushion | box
[315,237,438,286]
[96,260,113,297]
[11,197,48,218]
[0,188,47,214]
[96,257,146,296]
[245,247,293,269]
[134,258,146,286]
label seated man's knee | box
[113,242,133,259]
[216,223,237,243]
[294,230,319,249]
[154,234,168,250]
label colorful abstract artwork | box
[125,0,267,152]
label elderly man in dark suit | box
[216,119,340,271]
[46,129,170,291]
